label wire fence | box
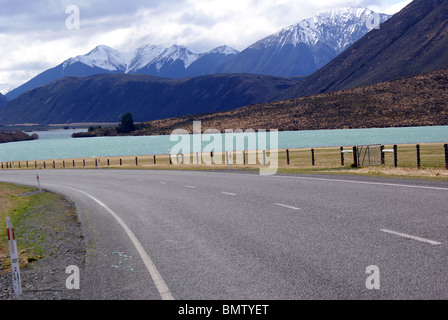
[1,143,448,170]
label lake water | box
[0,126,447,162]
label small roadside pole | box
[393,145,398,168]
[416,145,421,169]
[6,218,22,295]
[444,144,448,170]
[352,146,358,167]
[36,174,41,192]
[227,151,232,171]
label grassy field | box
[0,183,78,273]
[1,142,447,180]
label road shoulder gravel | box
[1,189,86,300]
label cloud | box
[0,0,408,88]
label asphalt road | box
[1,169,448,300]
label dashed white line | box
[221,192,236,196]
[159,182,167,184]
[274,203,300,211]
[381,229,441,245]
[185,185,196,189]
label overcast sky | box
[0,0,412,90]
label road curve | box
[1,169,448,300]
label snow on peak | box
[63,45,129,71]
[155,45,201,70]
[208,45,239,55]
[126,44,166,73]
[62,43,236,73]
[253,6,391,53]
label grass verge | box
[0,182,78,273]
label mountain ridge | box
[0,73,298,125]
[217,6,391,77]
[6,44,240,99]
[5,6,390,100]
[126,68,448,135]
[280,0,448,99]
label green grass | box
[0,183,78,271]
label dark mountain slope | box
[0,73,297,125]
[135,68,448,135]
[280,0,448,99]
[0,93,8,109]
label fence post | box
[211,152,214,165]
[311,149,315,166]
[286,149,290,165]
[95,159,98,167]
[352,146,358,167]
[135,157,138,166]
[416,144,421,169]
[381,145,385,165]
[393,145,398,168]
[120,159,122,166]
[44,161,46,169]
[107,159,110,166]
[242,151,246,165]
[35,161,37,169]
[444,144,448,170]
[83,159,85,167]
[340,147,344,166]
[154,155,156,165]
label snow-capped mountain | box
[218,7,391,76]
[63,45,130,72]
[6,6,391,100]
[7,44,239,99]
[126,44,166,72]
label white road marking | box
[192,171,448,191]
[55,185,175,300]
[185,185,196,189]
[221,192,236,196]
[159,182,167,184]
[381,229,442,245]
[274,203,300,211]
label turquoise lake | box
[1,126,447,162]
